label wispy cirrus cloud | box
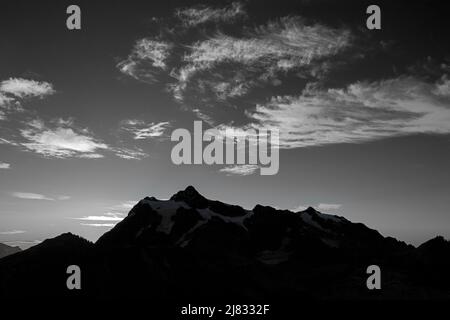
[0,93,14,107]
[0,230,26,235]
[433,75,450,97]
[118,3,450,152]
[20,118,109,158]
[0,162,10,169]
[0,78,55,121]
[117,39,172,83]
[11,192,71,201]
[72,202,134,228]
[244,75,450,148]
[219,164,260,176]
[3,115,150,160]
[118,12,353,125]
[175,2,246,27]
[12,192,55,201]
[74,215,124,221]
[120,120,171,140]
[184,17,349,77]
[74,212,124,228]
[113,147,148,160]
[0,78,149,161]
[171,16,351,104]
[80,223,116,227]
[0,78,55,99]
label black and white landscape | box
[0,0,450,305]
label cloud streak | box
[80,223,116,227]
[12,192,55,201]
[118,39,172,83]
[171,17,351,104]
[0,78,55,99]
[120,120,171,140]
[2,115,150,160]
[11,192,71,201]
[75,215,124,221]
[219,164,260,176]
[113,147,148,160]
[0,162,10,169]
[20,118,109,158]
[75,212,124,227]
[0,78,56,122]
[246,76,450,148]
[175,2,246,27]
[0,230,26,235]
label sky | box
[0,0,449,248]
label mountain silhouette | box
[0,186,449,300]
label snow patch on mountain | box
[317,212,346,223]
[141,198,189,234]
[300,211,327,231]
[197,208,253,230]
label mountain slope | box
[0,243,21,259]
[0,233,94,298]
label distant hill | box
[0,243,21,259]
[1,186,449,301]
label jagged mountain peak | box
[304,206,318,214]
[172,185,202,197]
[170,185,208,208]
